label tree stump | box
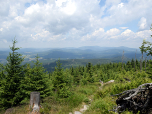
[30,91,40,113]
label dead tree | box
[110,83,152,114]
[149,56,151,70]
[122,50,124,70]
[140,59,142,72]
[134,49,137,71]
[145,57,147,72]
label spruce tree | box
[136,59,140,70]
[86,62,94,83]
[73,70,81,85]
[131,59,135,68]
[71,66,74,75]
[0,38,25,108]
[21,55,50,100]
[53,59,71,98]
[126,61,132,71]
[0,64,5,87]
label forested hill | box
[0,46,147,65]
[42,57,131,72]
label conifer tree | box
[71,66,74,75]
[86,62,94,83]
[21,55,50,100]
[74,70,81,85]
[53,59,71,98]
[87,62,92,72]
[131,59,135,68]
[126,61,132,71]
[0,38,25,108]
[0,64,5,86]
[136,59,140,69]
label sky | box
[0,0,152,49]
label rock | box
[80,105,89,112]
[74,111,82,114]
[99,80,103,84]
[4,108,15,114]
[108,80,114,83]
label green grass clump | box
[65,93,85,108]
[86,96,115,114]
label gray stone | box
[74,111,82,114]
[80,105,89,112]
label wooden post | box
[30,91,40,113]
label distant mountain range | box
[0,46,148,67]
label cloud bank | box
[0,0,152,48]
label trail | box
[69,81,104,114]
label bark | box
[30,91,40,113]
[110,83,152,114]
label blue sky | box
[0,0,152,49]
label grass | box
[1,70,152,114]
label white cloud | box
[56,0,76,15]
[3,39,7,43]
[100,0,152,27]
[81,28,152,44]
[0,0,152,48]
[0,28,3,31]
[120,27,128,29]
[121,29,134,36]
[105,0,121,6]
[106,28,120,36]
[138,17,147,30]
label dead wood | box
[110,83,152,114]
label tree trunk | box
[140,59,142,72]
[149,56,151,70]
[134,50,137,71]
[122,50,124,70]
[145,57,147,72]
[30,91,40,113]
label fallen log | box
[110,83,152,114]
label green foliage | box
[139,25,152,56]
[52,59,72,98]
[65,93,85,108]
[88,97,114,114]
[39,102,51,114]
[0,38,25,108]
[21,55,51,101]
[83,97,90,104]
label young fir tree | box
[53,59,71,98]
[0,64,5,87]
[87,62,94,83]
[73,70,81,85]
[0,38,25,108]
[131,59,135,68]
[21,55,51,100]
[126,61,132,71]
[71,66,74,75]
